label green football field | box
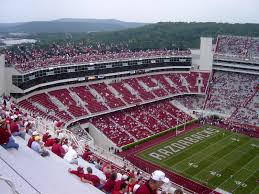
[139,125,259,194]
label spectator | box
[174,189,183,194]
[112,182,128,194]
[68,166,85,178]
[113,174,128,191]
[102,162,113,179]
[135,170,169,194]
[0,120,19,150]
[31,136,49,157]
[94,159,102,170]
[100,172,117,194]
[44,137,56,147]
[82,148,92,161]
[10,116,26,139]
[27,131,39,148]
[42,132,51,143]
[51,138,65,158]
[63,144,78,164]
[81,167,100,187]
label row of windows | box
[13,61,192,86]
[22,57,191,78]
[19,58,190,82]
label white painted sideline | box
[215,188,231,194]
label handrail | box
[0,175,18,194]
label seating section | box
[18,72,210,124]
[173,95,205,110]
[180,72,199,93]
[137,76,168,97]
[215,35,259,58]
[18,99,58,121]
[49,89,88,118]
[29,93,73,121]
[90,83,126,109]
[110,82,142,104]
[229,90,259,126]
[205,71,259,115]
[151,74,179,94]
[167,73,188,93]
[200,72,210,93]
[2,44,191,72]
[127,107,168,134]
[70,86,108,113]
[91,100,193,147]
[110,112,153,139]
[91,116,135,147]
[123,78,156,100]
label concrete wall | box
[0,55,6,95]
[199,37,213,71]
[81,122,117,149]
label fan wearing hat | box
[135,170,169,194]
[27,131,39,148]
[31,136,50,157]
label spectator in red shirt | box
[51,138,65,158]
[99,172,117,193]
[27,131,39,148]
[10,116,26,139]
[82,149,92,161]
[174,189,183,194]
[112,182,128,194]
[81,167,100,187]
[68,166,85,178]
[135,170,169,194]
[0,120,19,150]
[44,137,56,147]
[113,174,128,191]
[102,162,113,179]
[42,132,51,143]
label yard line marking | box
[218,156,259,191]
[231,170,258,193]
[163,129,233,165]
[194,139,252,180]
[176,133,238,173]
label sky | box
[1,0,259,23]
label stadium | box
[0,34,258,194]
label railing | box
[0,175,18,194]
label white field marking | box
[194,139,253,181]
[174,133,238,173]
[242,156,259,173]
[218,155,259,192]
[231,171,256,193]
[162,128,224,163]
[163,129,233,166]
[211,140,258,188]
[249,185,259,194]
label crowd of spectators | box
[69,163,181,194]
[205,71,259,115]
[215,35,259,60]
[173,95,205,111]
[1,41,191,72]
[0,96,34,150]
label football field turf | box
[138,125,259,194]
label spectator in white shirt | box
[31,136,50,157]
[64,144,78,164]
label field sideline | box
[138,125,259,194]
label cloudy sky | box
[1,0,259,23]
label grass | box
[138,125,259,194]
